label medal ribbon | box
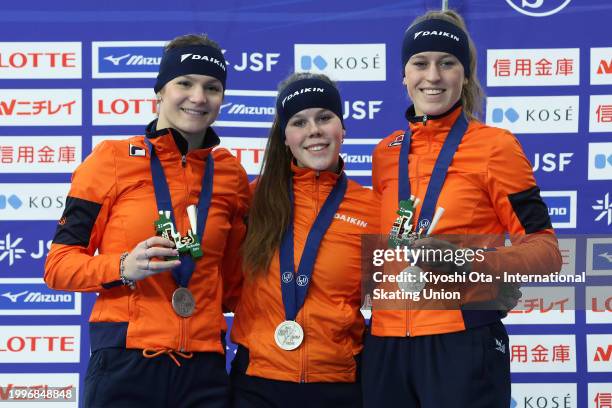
[145,137,214,288]
[398,113,468,230]
[279,172,348,321]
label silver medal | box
[397,265,426,293]
[172,287,196,317]
[274,320,304,351]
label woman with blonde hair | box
[362,10,562,407]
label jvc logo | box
[505,0,572,17]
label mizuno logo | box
[104,54,130,66]
[599,251,612,263]
[1,291,28,303]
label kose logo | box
[294,44,386,81]
[596,154,612,169]
[0,195,22,210]
[486,96,578,134]
[492,108,519,123]
[301,55,327,70]
[0,184,69,221]
[505,0,572,17]
[589,143,612,180]
[532,153,573,173]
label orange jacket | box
[371,106,562,337]
[231,163,380,383]
[44,122,249,354]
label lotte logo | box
[505,0,572,17]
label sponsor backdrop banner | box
[0,0,611,406]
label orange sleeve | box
[44,141,121,292]
[477,130,562,276]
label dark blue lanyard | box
[279,172,347,321]
[398,113,468,231]
[145,137,214,288]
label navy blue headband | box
[154,45,227,93]
[276,78,344,137]
[402,18,471,77]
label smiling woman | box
[230,72,380,407]
[44,33,249,408]
[362,9,562,408]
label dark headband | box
[402,18,471,77]
[154,45,227,93]
[276,78,344,137]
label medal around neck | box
[154,207,203,260]
[389,198,419,247]
[274,320,304,351]
[172,287,196,317]
[397,265,426,293]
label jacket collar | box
[404,102,464,142]
[290,157,345,187]
[144,119,220,159]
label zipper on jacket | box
[177,153,191,351]
[422,114,428,126]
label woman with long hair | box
[362,10,562,407]
[230,72,379,407]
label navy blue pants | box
[230,346,362,408]
[84,347,230,408]
[362,321,510,408]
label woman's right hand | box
[122,236,181,282]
